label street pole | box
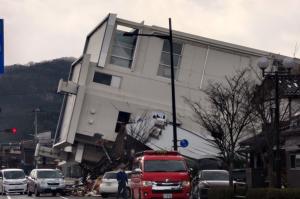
[123,18,178,151]
[274,71,281,188]
[168,18,178,151]
[258,56,296,189]
[34,108,40,168]
[34,109,38,141]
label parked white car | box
[99,171,131,198]
[0,169,27,195]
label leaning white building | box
[52,13,276,166]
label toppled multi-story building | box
[51,13,279,172]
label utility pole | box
[123,18,178,151]
[34,108,40,168]
[274,71,281,188]
[257,57,296,188]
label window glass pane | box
[103,172,117,179]
[202,170,229,181]
[158,40,182,78]
[37,171,62,179]
[114,31,137,48]
[160,52,181,66]
[4,171,25,179]
[93,72,112,86]
[115,111,131,133]
[162,40,182,55]
[296,154,300,168]
[291,155,296,168]
[111,46,134,60]
[157,65,178,79]
[110,56,132,68]
[144,160,187,172]
[110,27,138,69]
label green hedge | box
[247,188,300,199]
[207,188,300,199]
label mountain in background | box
[0,57,75,143]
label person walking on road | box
[117,166,128,199]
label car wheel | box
[1,185,5,195]
[52,192,57,196]
[196,190,201,199]
[191,187,198,199]
[34,186,40,197]
[101,193,108,198]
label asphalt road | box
[0,194,114,199]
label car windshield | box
[4,171,25,179]
[37,170,62,179]
[202,171,229,181]
[103,172,117,179]
[144,160,187,172]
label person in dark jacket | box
[117,167,128,199]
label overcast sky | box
[1,0,300,65]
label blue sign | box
[0,19,3,74]
[179,139,189,148]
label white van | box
[0,169,27,194]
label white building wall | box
[85,22,107,63]
[54,14,273,161]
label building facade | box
[53,13,279,166]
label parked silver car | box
[191,170,231,199]
[27,169,65,197]
[0,169,27,195]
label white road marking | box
[60,196,69,199]
[6,195,11,199]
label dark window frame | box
[291,154,300,169]
[157,40,183,79]
[115,111,131,133]
[110,25,138,69]
[93,71,112,86]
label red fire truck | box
[130,150,191,199]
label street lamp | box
[123,18,178,151]
[257,56,296,188]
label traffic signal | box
[11,127,17,134]
[3,128,17,134]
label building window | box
[110,25,138,69]
[93,72,121,88]
[291,154,300,169]
[115,111,131,133]
[157,40,183,78]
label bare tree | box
[126,111,168,144]
[126,111,154,143]
[185,69,256,186]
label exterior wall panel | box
[85,22,107,63]
[57,62,81,144]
